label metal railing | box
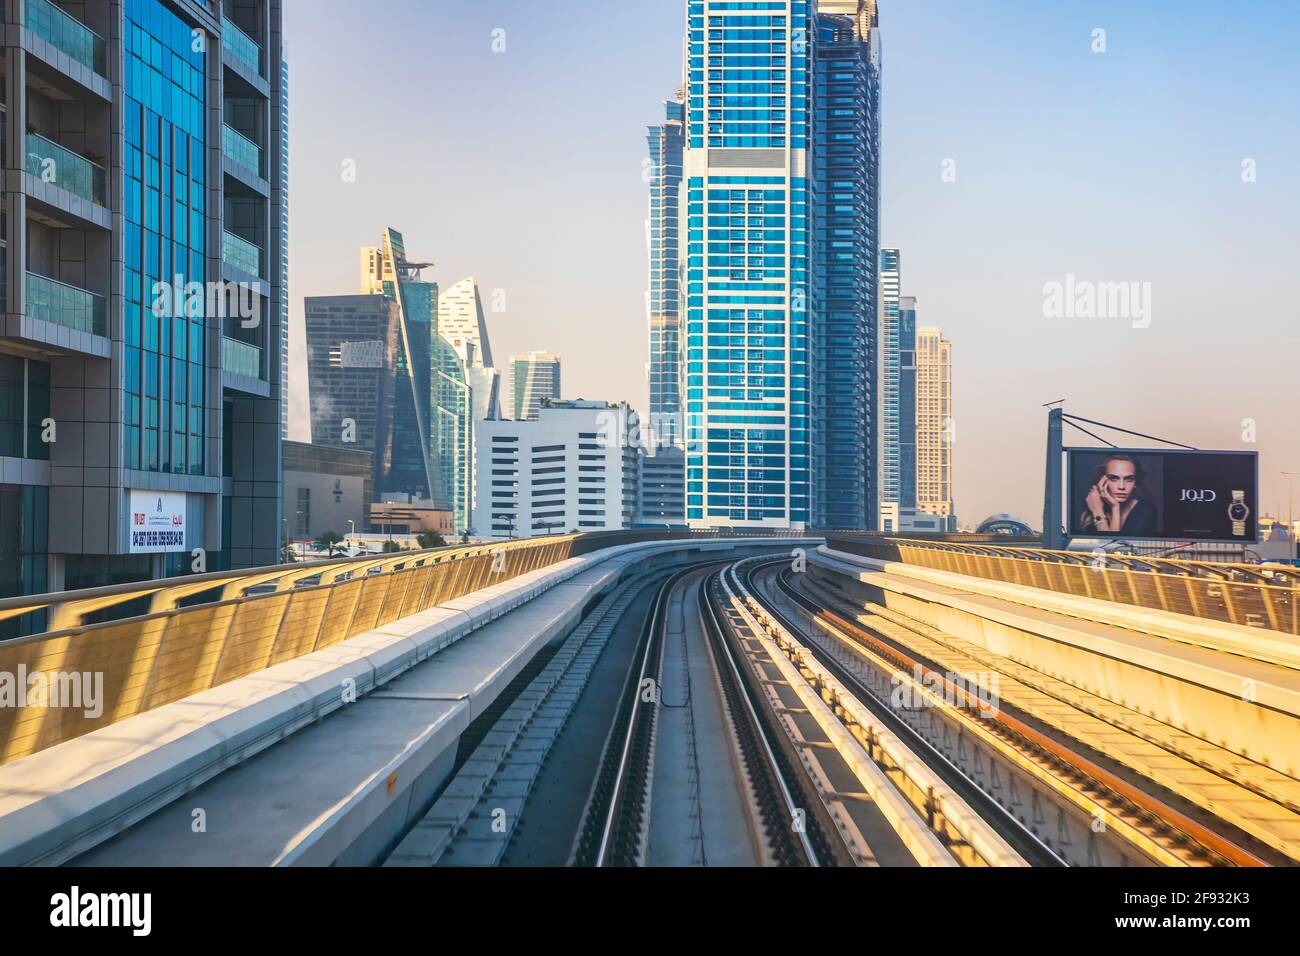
[827,535,1300,635]
[26,0,107,75]
[222,230,263,277]
[222,336,261,378]
[222,124,262,177]
[26,271,107,336]
[26,133,108,205]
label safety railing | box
[0,527,809,764]
[827,536,1300,636]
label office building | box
[474,400,638,540]
[509,351,560,421]
[878,246,902,508]
[646,95,684,447]
[814,2,880,530]
[0,0,287,614]
[675,0,882,530]
[915,325,954,529]
[282,440,370,541]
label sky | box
[283,0,1300,528]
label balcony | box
[26,133,107,206]
[222,337,262,379]
[222,125,262,178]
[26,0,107,76]
[222,231,263,278]
[26,272,106,336]
[223,21,262,76]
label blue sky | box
[284,0,1300,526]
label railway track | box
[572,565,829,865]
[735,559,1063,866]
[755,559,1297,866]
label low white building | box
[474,400,639,539]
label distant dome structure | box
[976,514,1036,536]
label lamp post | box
[1284,472,1299,561]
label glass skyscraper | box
[646,96,684,447]
[0,0,287,615]
[674,0,881,529]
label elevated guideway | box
[803,539,1300,862]
[0,532,809,866]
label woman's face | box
[1102,459,1138,502]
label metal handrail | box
[827,535,1300,635]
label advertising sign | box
[129,490,188,554]
[1066,448,1257,543]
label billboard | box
[129,490,188,554]
[1066,448,1257,543]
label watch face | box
[1229,502,1250,521]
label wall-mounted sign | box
[129,490,187,553]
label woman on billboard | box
[1079,453,1158,535]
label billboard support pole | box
[1044,406,1065,550]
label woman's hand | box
[1084,484,1109,530]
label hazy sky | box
[284,0,1300,527]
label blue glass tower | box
[813,1,880,530]
[677,0,880,530]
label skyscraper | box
[357,228,447,507]
[676,0,882,530]
[897,295,918,511]
[878,246,902,508]
[438,276,501,423]
[510,352,561,421]
[646,95,685,447]
[279,57,290,440]
[0,0,287,611]
[916,325,955,529]
[814,1,881,530]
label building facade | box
[638,445,686,527]
[915,325,954,529]
[509,351,560,421]
[0,0,287,613]
[474,400,638,540]
[675,0,881,530]
[282,439,370,541]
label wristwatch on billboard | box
[1228,490,1250,536]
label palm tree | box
[315,530,344,557]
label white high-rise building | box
[474,401,639,539]
[438,277,501,423]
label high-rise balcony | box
[222,125,263,177]
[222,231,263,278]
[26,134,107,206]
[26,272,106,336]
[26,0,107,76]
[223,21,262,76]
[222,336,262,379]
